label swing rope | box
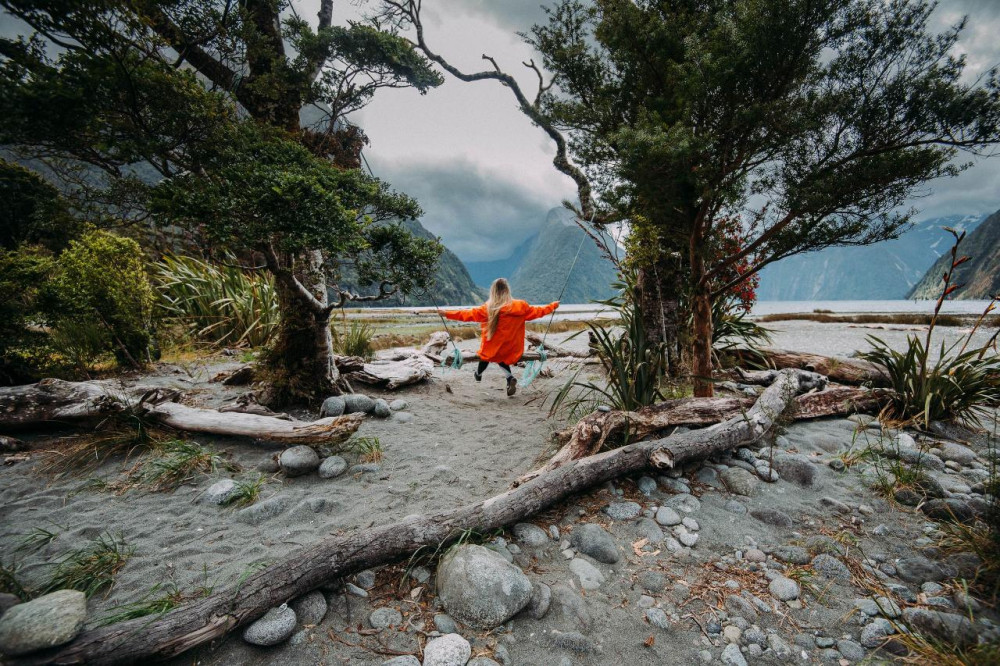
[520,232,588,387]
[431,297,464,372]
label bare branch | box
[330,281,398,310]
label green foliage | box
[0,244,58,384]
[138,440,236,492]
[50,230,154,368]
[0,560,30,601]
[155,255,279,349]
[0,159,79,251]
[334,319,376,361]
[353,436,383,464]
[550,273,666,417]
[712,297,772,357]
[860,229,1000,428]
[221,474,266,508]
[44,531,134,598]
[96,583,187,626]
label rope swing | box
[519,231,588,388]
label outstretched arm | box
[525,302,560,321]
[442,305,487,322]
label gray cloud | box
[426,0,551,33]
[369,156,554,261]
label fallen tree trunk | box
[346,351,434,390]
[733,348,890,386]
[19,370,821,665]
[534,384,887,485]
[0,379,362,446]
[422,331,596,366]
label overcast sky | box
[311,0,1000,262]
[4,1,999,262]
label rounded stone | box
[721,642,748,666]
[369,607,403,630]
[389,399,408,411]
[433,613,459,634]
[320,396,346,417]
[768,576,800,601]
[837,639,865,661]
[679,532,699,547]
[243,604,297,646]
[279,445,321,477]
[435,545,532,628]
[570,523,620,564]
[569,558,605,590]
[525,582,551,620]
[512,523,549,547]
[720,467,759,496]
[318,455,348,479]
[655,507,682,526]
[383,657,420,666]
[645,607,669,629]
[811,554,851,581]
[343,393,376,414]
[604,501,642,521]
[0,590,86,656]
[290,590,327,626]
[201,479,240,505]
[422,633,472,666]
[372,399,392,418]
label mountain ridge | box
[909,209,1000,300]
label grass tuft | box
[138,440,236,492]
[44,531,134,598]
[353,436,384,464]
[96,582,204,626]
[221,474,266,508]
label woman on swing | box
[443,278,559,396]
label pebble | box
[637,476,658,495]
[724,500,748,515]
[682,517,699,531]
[645,607,669,629]
[744,548,766,563]
[526,583,551,620]
[720,467,759,496]
[370,607,403,630]
[383,657,420,666]
[679,532,699,547]
[0,590,86,656]
[860,618,894,648]
[604,501,642,521]
[433,613,459,634]
[318,455,348,479]
[372,398,391,418]
[422,633,472,666]
[721,642,748,666]
[836,639,865,661]
[512,522,550,547]
[749,508,794,527]
[811,554,851,581]
[743,626,767,647]
[569,558,605,590]
[201,479,240,505]
[243,604,297,646]
[235,494,290,525]
[723,625,742,643]
[655,507,682,526]
[389,399,408,411]
[768,576,800,601]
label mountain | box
[756,214,986,300]
[509,207,619,304]
[466,234,536,288]
[336,218,486,307]
[909,209,1000,300]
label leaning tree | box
[0,0,445,404]
[383,0,1000,396]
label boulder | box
[436,545,532,628]
[750,508,794,527]
[279,445,320,477]
[772,453,818,487]
[318,455,348,479]
[0,590,86,656]
[372,399,392,418]
[570,523,620,564]
[290,590,327,626]
[902,608,979,648]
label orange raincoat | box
[443,300,559,365]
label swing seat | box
[520,345,547,388]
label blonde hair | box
[486,278,513,340]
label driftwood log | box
[734,348,890,386]
[422,331,597,366]
[0,379,362,445]
[15,368,821,666]
[348,351,434,390]
[529,384,888,486]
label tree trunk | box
[690,288,714,398]
[261,252,344,407]
[729,349,891,387]
[18,369,819,666]
[636,255,682,376]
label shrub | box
[51,231,155,368]
[550,272,666,415]
[0,245,58,384]
[155,254,279,348]
[334,319,376,360]
[860,229,1000,428]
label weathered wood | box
[524,331,577,357]
[533,383,886,485]
[346,351,433,390]
[18,369,818,666]
[0,379,362,445]
[733,349,890,386]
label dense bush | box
[0,159,80,252]
[50,231,155,368]
[0,246,58,384]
